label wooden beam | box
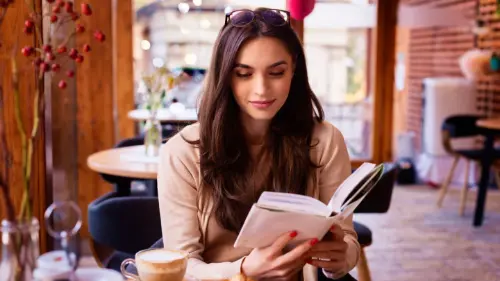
[75,0,115,237]
[291,18,304,43]
[372,0,400,163]
[286,1,304,43]
[113,0,136,141]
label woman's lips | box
[250,99,275,109]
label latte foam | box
[138,249,186,263]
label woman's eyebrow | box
[234,63,252,69]
[268,60,287,68]
[234,60,288,69]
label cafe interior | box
[1,0,500,280]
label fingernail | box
[330,225,335,231]
[305,258,312,264]
[309,238,319,246]
[290,231,298,238]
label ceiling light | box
[178,2,190,14]
[140,40,151,50]
[152,57,165,68]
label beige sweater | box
[157,121,360,281]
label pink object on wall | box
[287,0,316,20]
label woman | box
[158,8,360,281]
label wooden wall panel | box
[0,0,50,252]
[113,0,136,141]
[75,0,115,237]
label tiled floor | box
[80,185,500,281]
[351,185,500,281]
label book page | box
[327,162,376,213]
[234,205,335,249]
[257,191,330,217]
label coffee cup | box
[120,248,188,281]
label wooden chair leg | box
[459,160,470,216]
[356,247,371,281]
[437,155,459,208]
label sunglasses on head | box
[224,9,290,27]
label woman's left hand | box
[304,224,348,274]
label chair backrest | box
[442,114,487,138]
[88,192,162,254]
[353,162,398,214]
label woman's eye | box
[235,72,251,78]
[269,71,285,77]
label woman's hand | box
[305,224,348,276]
[241,230,318,281]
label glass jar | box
[144,116,163,157]
[0,218,40,281]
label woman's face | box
[231,36,294,123]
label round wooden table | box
[87,145,158,180]
[128,108,197,124]
[477,118,500,130]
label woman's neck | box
[241,114,271,146]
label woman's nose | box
[253,74,268,96]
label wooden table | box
[128,108,197,125]
[87,145,158,180]
[473,118,500,227]
[477,118,500,130]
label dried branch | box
[0,85,15,222]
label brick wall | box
[402,0,499,151]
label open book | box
[233,162,385,249]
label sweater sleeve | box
[316,123,361,278]
[157,135,244,280]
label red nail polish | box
[330,225,335,231]
[305,258,312,264]
[290,231,298,238]
[309,238,319,246]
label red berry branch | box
[21,0,104,90]
[1,0,106,228]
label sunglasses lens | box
[262,10,288,26]
[230,10,254,26]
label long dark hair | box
[188,8,324,233]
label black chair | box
[87,193,162,271]
[436,114,500,216]
[351,162,398,281]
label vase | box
[144,116,163,157]
[0,218,40,281]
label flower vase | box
[0,218,40,281]
[144,116,163,157]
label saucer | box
[75,268,124,281]
[33,267,123,281]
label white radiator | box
[417,77,480,187]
